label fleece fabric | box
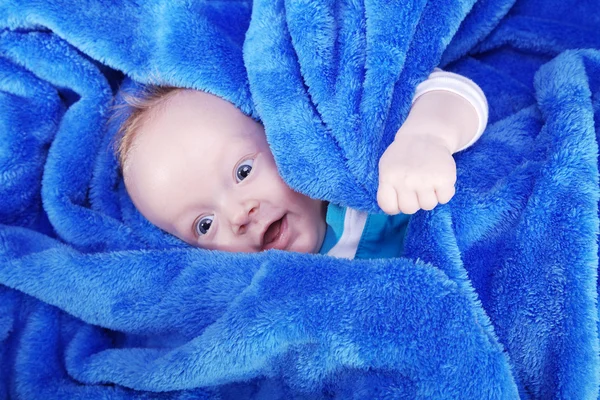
[0,0,599,398]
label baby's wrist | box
[395,112,460,153]
[397,90,479,154]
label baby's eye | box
[195,215,214,236]
[235,159,254,183]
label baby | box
[118,69,487,259]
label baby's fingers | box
[435,185,456,205]
[397,190,420,214]
[377,183,400,215]
[416,189,438,211]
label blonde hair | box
[112,85,182,170]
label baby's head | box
[117,87,327,253]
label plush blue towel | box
[1,0,599,398]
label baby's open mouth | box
[262,214,288,250]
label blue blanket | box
[1,0,599,398]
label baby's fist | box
[377,135,457,215]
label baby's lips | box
[258,215,281,250]
[264,218,282,244]
[262,214,289,251]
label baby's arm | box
[377,69,488,215]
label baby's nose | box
[229,201,259,234]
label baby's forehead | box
[143,92,233,135]
[128,93,265,168]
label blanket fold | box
[1,0,599,398]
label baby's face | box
[123,89,327,253]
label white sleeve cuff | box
[412,68,489,152]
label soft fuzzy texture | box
[0,0,599,398]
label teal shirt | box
[319,203,411,259]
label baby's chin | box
[289,242,317,254]
[288,231,324,254]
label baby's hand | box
[377,134,456,215]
